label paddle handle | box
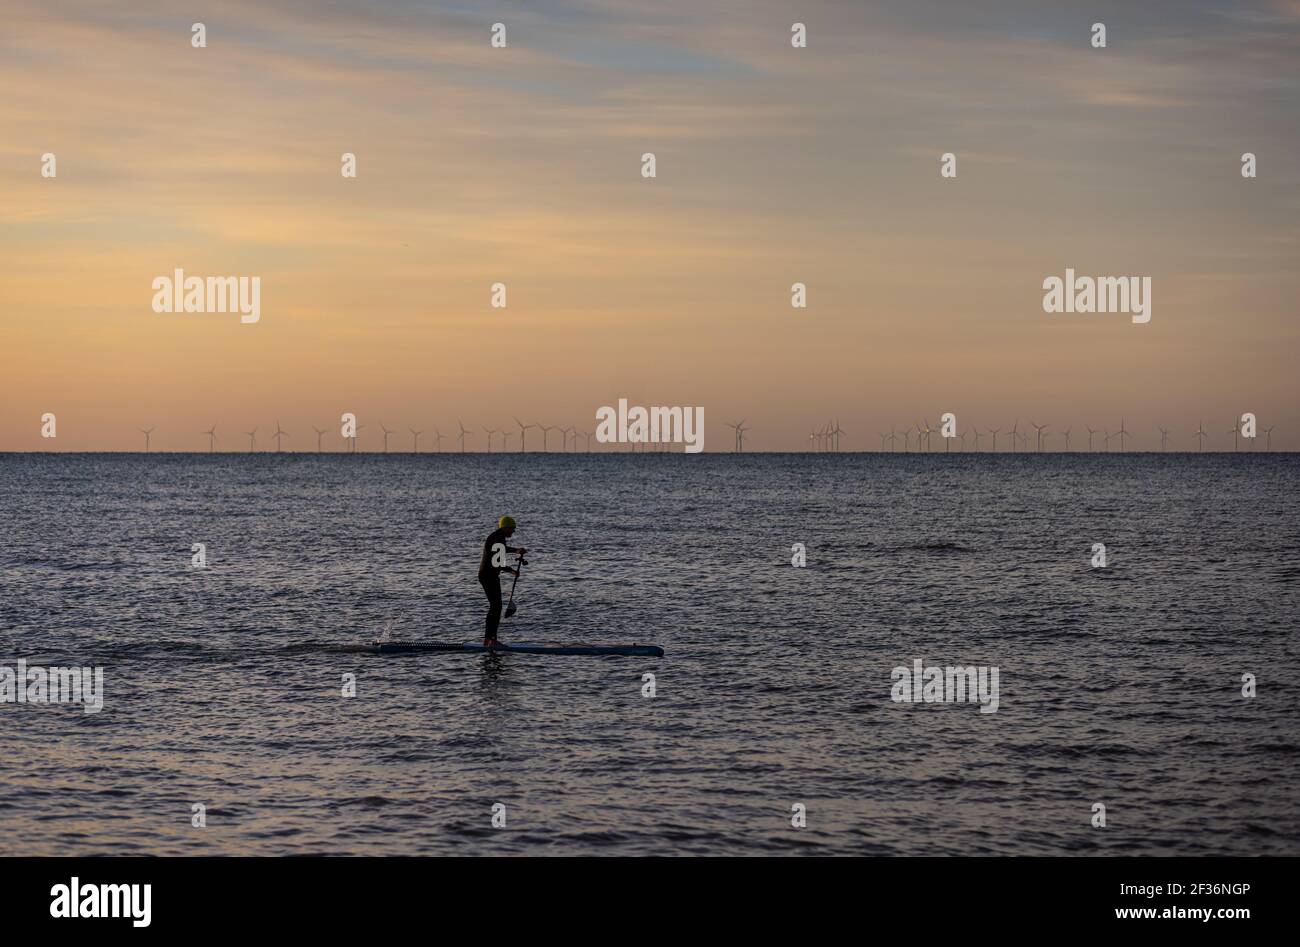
[505,553,524,609]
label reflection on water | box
[2,452,1298,854]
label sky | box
[2,0,1298,451]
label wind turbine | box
[878,431,890,451]
[1227,420,1239,452]
[726,420,749,452]
[539,424,556,452]
[1157,426,1171,451]
[926,418,944,452]
[987,427,1000,452]
[1262,425,1275,451]
[582,430,594,452]
[833,420,845,452]
[1006,420,1019,453]
[1061,427,1072,451]
[1031,421,1048,452]
[1115,418,1131,451]
[1104,429,1113,452]
[1194,420,1207,452]
[1086,426,1100,451]
[244,428,258,452]
[738,422,752,452]
[432,428,445,452]
[482,426,497,453]
[972,429,983,451]
[457,420,471,453]
[140,427,155,452]
[514,417,536,452]
[312,426,327,452]
[561,426,576,452]
[380,424,395,453]
[410,428,422,452]
[203,426,216,453]
[501,430,513,451]
[351,424,365,453]
[273,421,289,452]
[918,419,933,452]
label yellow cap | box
[499,516,517,530]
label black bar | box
[0,856,1285,934]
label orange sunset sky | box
[2,0,1297,451]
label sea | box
[2,452,1297,855]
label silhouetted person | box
[478,516,525,646]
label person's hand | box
[517,547,528,556]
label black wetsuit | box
[478,528,520,642]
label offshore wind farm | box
[19,415,1288,452]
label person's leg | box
[481,575,503,644]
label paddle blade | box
[504,602,517,618]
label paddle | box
[503,552,526,618]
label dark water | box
[2,452,1297,855]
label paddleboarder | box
[478,516,526,647]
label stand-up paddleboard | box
[373,640,664,657]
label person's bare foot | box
[483,638,507,649]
